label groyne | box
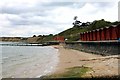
[64,41,120,56]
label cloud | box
[41,2,86,9]
[0,0,119,37]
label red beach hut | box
[88,32,90,41]
[96,29,100,41]
[116,24,120,39]
[105,27,111,40]
[100,28,106,40]
[92,30,97,41]
[80,33,83,41]
[83,33,85,41]
[54,36,64,42]
[109,26,117,40]
[89,31,93,41]
[86,32,89,41]
[84,32,87,41]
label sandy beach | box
[50,45,119,78]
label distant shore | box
[46,45,119,78]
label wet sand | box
[52,45,119,78]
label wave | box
[3,57,9,59]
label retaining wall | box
[65,41,120,56]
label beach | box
[50,45,119,78]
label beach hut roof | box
[111,25,117,27]
[96,29,100,31]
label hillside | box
[54,19,120,41]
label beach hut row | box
[54,36,64,42]
[80,24,120,41]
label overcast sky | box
[0,0,119,37]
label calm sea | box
[0,42,59,78]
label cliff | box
[26,37,42,43]
[0,37,23,42]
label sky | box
[0,0,119,37]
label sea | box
[0,42,59,78]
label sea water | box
[1,42,59,78]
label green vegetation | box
[33,35,37,37]
[87,19,111,31]
[40,34,54,42]
[44,66,91,78]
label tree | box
[38,35,42,37]
[33,35,36,37]
[74,16,78,20]
[88,19,112,30]
[48,34,53,36]
[112,21,120,25]
[86,22,91,25]
[73,16,81,27]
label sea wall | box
[64,41,120,56]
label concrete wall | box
[65,41,120,56]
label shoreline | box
[48,45,119,78]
